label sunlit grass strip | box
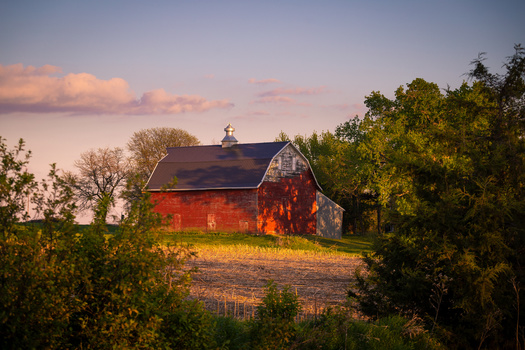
[188,243,357,259]
[162,232,373,257]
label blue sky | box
[1,0,523,210]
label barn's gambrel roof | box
[145,141,322,191]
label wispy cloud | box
[248,78,281,85]
[258,85,328,97]
[134,89,233,114]
[0,64,233,115]
[251,96,297,105]
[250,84,327,105]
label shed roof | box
[146,141,320,191]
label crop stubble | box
[185,246,364,319]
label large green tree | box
[350,46,525,349]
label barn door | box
[172,214,181,231]
[207,214,216,231]
[239,220,249,232]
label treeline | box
[281,45,525,348]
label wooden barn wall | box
[150,189,259,233]
[257,170,317,235]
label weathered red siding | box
[151,189,258,233]
[151,169,319,235]
[257,170,317,235]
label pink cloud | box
[135,89,233,114]
[248,78,281,85]
[0,63,233,115]
[251,96,296,104]
[258,85,328,97]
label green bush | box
[0,229,79,349]
[295,306,444,350]
[0,151,216,349]
[214,315,250,350]
[249,280,302,349]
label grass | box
[24,223,374,256]
[160,231,374,257]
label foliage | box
[350,45,525,348]
[210,299,443,350]
[276,130,343,201]
[124,127,191,212]
[0,153,215,349]
[0,137,36,239]
[335,115,367,144]
[295,306,443,350]
[213,316,251,350]
[32,163,77,246]
[277,126,379,234]
[127,127,200,182]
[248,280,301,349]
[67,146,130,223]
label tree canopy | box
[127,127,200,181]
[350,45,525,349]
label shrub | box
[214,315,250,350]
[0,156,215,349]
[295,306,444,350]
[249,280,302,349]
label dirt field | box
[185,245,364,320]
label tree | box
[0,137,36,239]
[127,127,200,182]
[68,147,130,223]
[275,130,347,208]
[335,115,367,144]
[277,126,379,234]
[350,46,525,349]
[32,163,77,249]
[0,143,213,348]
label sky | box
[1,0,524,221]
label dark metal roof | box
[146,142,291,191]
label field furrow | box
[185,245,364,320]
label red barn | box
[146,124,343,238]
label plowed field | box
[186,246,364,320]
